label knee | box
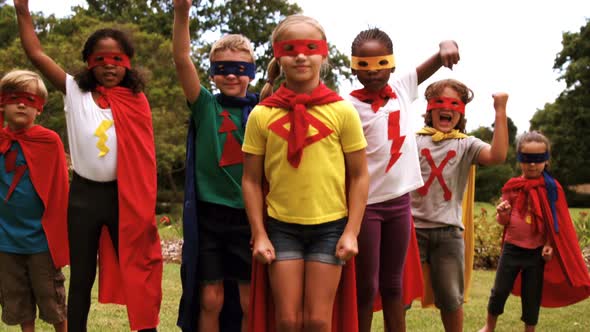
[356,280,379,307]
[276,316,302,331]
[200,284,224,314]
[304,315,330,331]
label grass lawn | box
[2,264,589,331]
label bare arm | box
[242,153,275,264]
[478,93,509,166]
[14,0,66,92]
[335,148,369,261]
[416,40,460,85]
[173,0,201,103]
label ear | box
[390,67,396,74]
[351,69,357,76]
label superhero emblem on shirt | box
[386,111,406,172]
[218,110,243,167]
[94,119,114,157]
[416,149,457,201]
[268,112,333,154]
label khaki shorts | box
[0,251,66,325]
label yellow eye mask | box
[350,55,396,70]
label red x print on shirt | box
[416,148,456,201]
[386,111,406,172]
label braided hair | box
[351,28,393,56]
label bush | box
[573,210,590,249]
[474,203,503,269]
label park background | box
[0,0,589,330]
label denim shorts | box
[266,217,347,266]
[416,226,465,311]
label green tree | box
[530,19,590,201]
[470,116,519,202]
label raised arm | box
[14,0,66,93]
[478,93,509,166]
[416,40,460,85]
[173,0,201,103]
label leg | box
[355,206,382,332]
[480,244,522,332]
[303,261,342,332]
[269,260,305,332]
[429,227,464,332]
[520,248,544,328]
[28,253,66,332]
[379,196,411,332]
[52,321,66,332]
[238,283,250,332]
[20,321,34,332]
[66,175,105,331]
[199,282,224,332]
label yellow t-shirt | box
[243,100,367,225]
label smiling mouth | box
[440,114,453,121]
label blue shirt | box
[0,142,47,254]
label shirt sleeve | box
[188,86,215,125]
[466,136,489,165]
[339,101,367,153]
[242,106,267,155]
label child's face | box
[352,39,393,92]
[275,22,325,92]
[430,87,462,133]
[91,37,127,88]
[0,85,41,131]
[519,141,548,179]
[210,49,253,97]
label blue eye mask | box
[209,61,256,79]
[517,152,549,163]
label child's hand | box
[13,0,30,14]
[492,93,509,113]
[496,200,512,215]
[439,40,460,70]
[542,245,553,261]
[252,234,275,264]
[173,0,192,12]
[335,231,358,262]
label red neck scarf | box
[91,85,162,330]
[0,125,69,268]
[350,84,397,112]
[260,83,342,167]
[502,176,546,233]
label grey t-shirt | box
[411,135,488,229]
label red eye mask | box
[87,52,131,69]
[426,96,465,114]
[273,39,329,58]
[0,92,45,112]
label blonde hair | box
[260,15,328,100]
[0,69,48,100]
[210,34,255,63]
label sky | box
[13,0,590,132]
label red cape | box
[372,220,424,311]
[91,87,163,330]
[0,125,69,268]
[249,258,359,332]
[503,176,590,307]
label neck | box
[284,78,320,94]
[7,123,32,132]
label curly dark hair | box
[351,27,393,56]
[74,28,145,93]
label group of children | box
[1,0,589,331]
